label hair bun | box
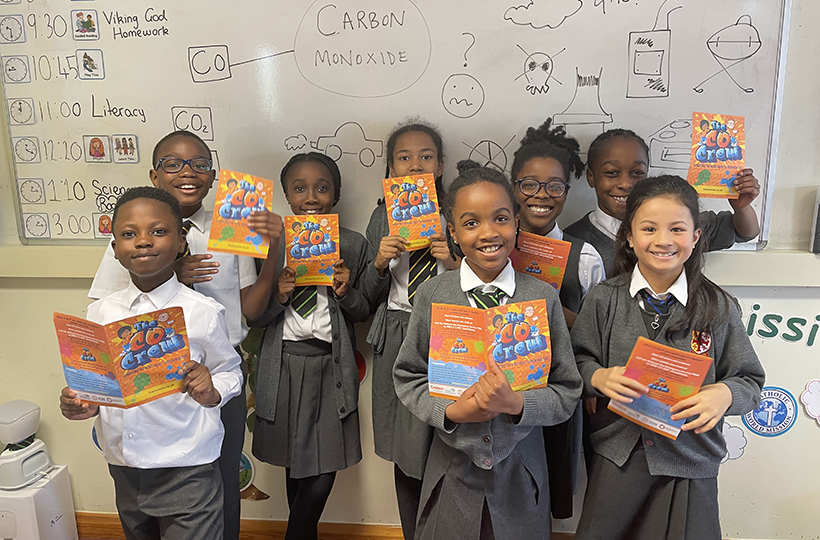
[456,159,482,173]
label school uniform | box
[393,260,582,540]
[88,205,255,540]
[250,227,369,478]
[361,203,446,537]
[564,207,756,276]
[533,224,604,519]
[88,276,243,540]
[570,267,765,540]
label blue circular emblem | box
[742,386,797,437]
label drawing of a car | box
[311,122,384,167]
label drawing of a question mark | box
[462,32,475,68]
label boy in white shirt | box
[61,187,243,540]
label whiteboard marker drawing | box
[188,44,295,84]
[626,0,682,99]
[461,135,516,173]
[171,106,214,141]
[693,15,761,94]
[647,119,691,172]
[296,122,384,168]
[284,134,309,152]
[553,68,613,138]
[515,44,564,96]
[461,32,475,67]
[441,73,485,119]
[504,0,582,30]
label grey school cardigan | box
[250,227,371,422]
[393,269,583,469]
[571,276,765,478]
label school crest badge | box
[691,331,712,355]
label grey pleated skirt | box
[371,309,434,480]
[575,443,720,540]
[252,339,361,479]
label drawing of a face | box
[441,74,485,119]
[523,52,552,94]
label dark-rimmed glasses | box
[517,178,570,198]
[155,157,213,174]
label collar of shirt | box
[628,265,688,306]
[542,223,563,241]
[459,258,516,298]
[186,205,207,234]
[590,207,622,240]
[125,275,182,311]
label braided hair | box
[510,118,584,181]
[586,128,649,170]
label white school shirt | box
[589,206,621,240]
[628,265,689,307]
[88,206,258,347]
[545,223,606,300]
[282,286,332,343]
[88,276,242,469]
[386,215,449,312]
[459,259,516,307]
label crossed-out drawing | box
[694,15,761,94]
[461,135,517,172]
[515,44,565,95]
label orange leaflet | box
[207,169,275,258]
[509,231,572,291]
[54,307,190,408]
[382,173,441,251]
[428,300,551,400]
[284,214,340,286]
[608,336,713,440]
[686,112,745,199]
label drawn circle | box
[468,140,507,171]
[706,17,762,62]
[294,0,432,98]
[325,144,343,162]
[359,147,376,168]
[4,56,28,82]
[442,74,485,119]
[9,99,32,124]
[742,386,797,437]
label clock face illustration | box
[19,179,44,204]
[4,56,28,82]
[24,214,49,237]
[9,98,33,124]
[0,16,23,43]
[14,137,38,162]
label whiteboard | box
[0,0,788,245]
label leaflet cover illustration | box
[382,173,441,251]
[54,307,190,408]
[608,336,713,440]
[207,169,274,258]
[428,299,551,400]
[284,214,340,286]
[686,112,745,199]
[510,231,572,291]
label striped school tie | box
[178,220,194,259]
[470,286,506,309]
[640,289,676,315]
[292,286,318,318]
[408,247,437,305]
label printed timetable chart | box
[0,1,171,243]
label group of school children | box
[58,116,766,540]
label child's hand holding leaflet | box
[671,383,733,434]
[474,357,525,416]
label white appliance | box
[0,400,78,540]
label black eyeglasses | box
[517,178,570,197]
[155,157,213,174]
